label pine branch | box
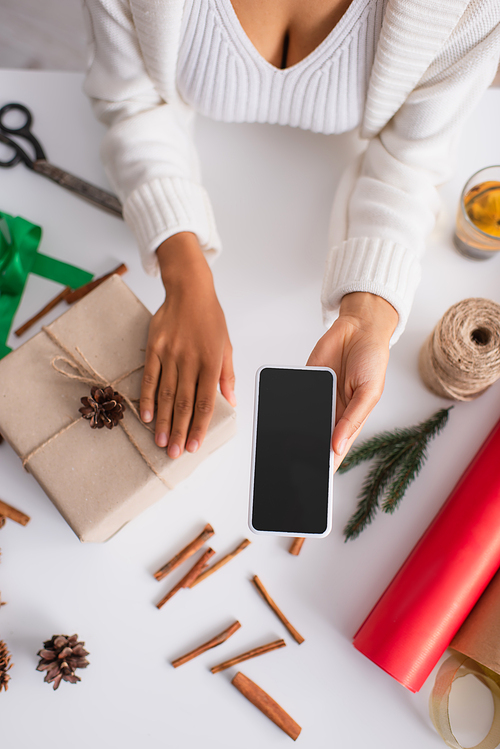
[343,443,407,541]
[381,408,452,514]
[381,443,426,514]
[337,431,409,473]
[338,408,452,474]
[342,408,452,541]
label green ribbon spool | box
[0,211,93,359]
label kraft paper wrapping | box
[353,414,500,693]
[451,569,500,672]
[0,276,236,542]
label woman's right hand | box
[140,232,236,459]
[307,292,399,471]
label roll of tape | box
[430,652,500,749]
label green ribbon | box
[0,211,93,359]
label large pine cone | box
[36,634,89,690]
[79,386,125,430]
[0,640,12,692]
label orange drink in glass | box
[454,166,500,260]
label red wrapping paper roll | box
[353,415,500,693]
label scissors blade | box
[33,159,123,218]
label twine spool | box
[419,298,500,401]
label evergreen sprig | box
[340,408,452,541]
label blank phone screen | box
[251,367,334,535]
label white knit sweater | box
[177,0,385,133]
[82,0,500,342]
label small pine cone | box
[36,634,89,690]
[0,640,13,692]
[79,386,125,430]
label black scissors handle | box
[0,101,123,218]
[0,102,46,167]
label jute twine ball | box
[419,298,500,401]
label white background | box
[0,70,499,748]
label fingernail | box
[229,391,237,407]
[156,432,168,448]
[169,444,180,459]
[142,410,152,423]
[186,439,199,453]
[337,438,348,456]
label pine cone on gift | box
[36,634,89,690]
[79,386,125,430]
[0,640,13,692]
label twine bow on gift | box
[21,325,172,488]
[430,652,500,749]
[0,211,93,359]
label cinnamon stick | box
[232,672,302,741]
[211,638,286,674]
[188,538,251,588]
[171,620,241,668]
[251,575,304,644]
[154,523,215,581]
[14,286,72,337]
[288,538,305,556]
[0,499,30,526]
[156,548,215,609]
[14,264,128,338]
[64,263,127,303]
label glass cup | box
[453,166,500,260]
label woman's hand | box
[140,232,236,459]
[307,292,398,470]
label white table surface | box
[1,70,500,749]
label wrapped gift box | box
[0,275,236,541]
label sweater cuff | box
[123,176,222,275]
[321,237,421,345]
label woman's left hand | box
[307,292,399,471]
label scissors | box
[0,102,123,218]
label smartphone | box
[249,366,335,538]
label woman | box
[82,0,500,465]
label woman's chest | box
[230,0,356,69]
